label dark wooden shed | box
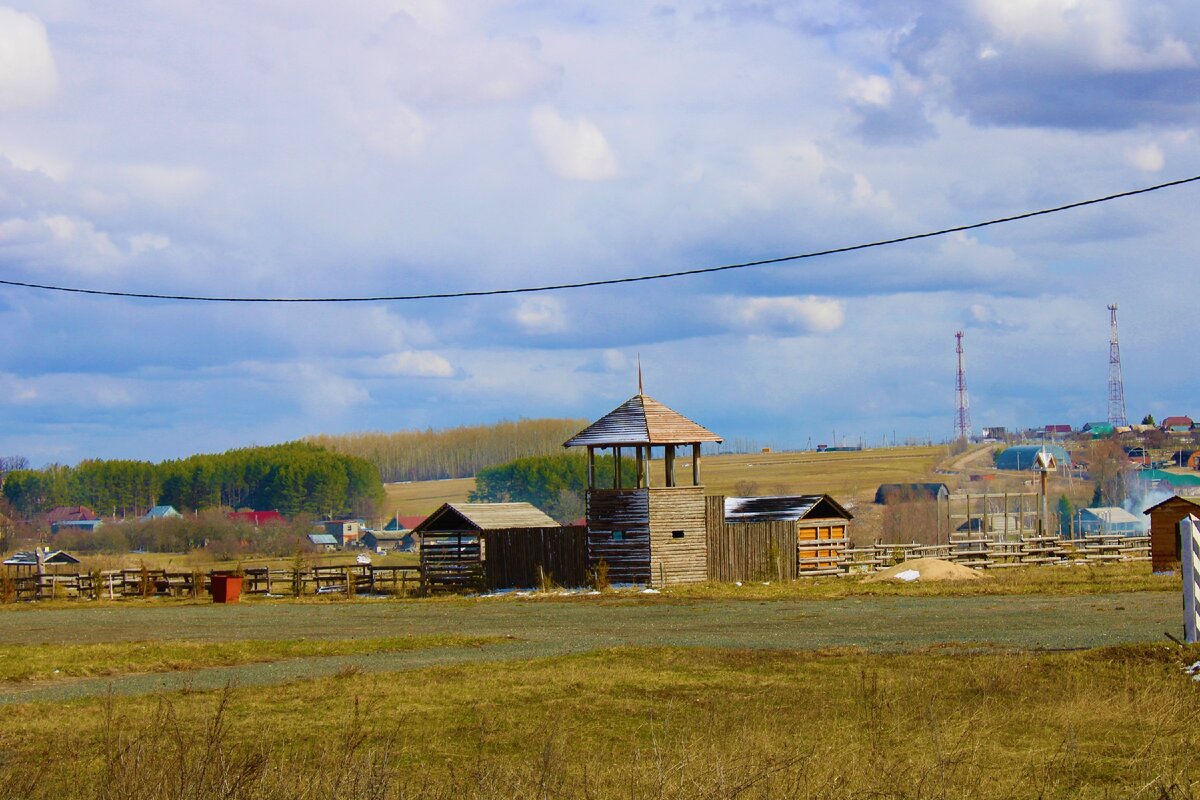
[413,502,559,590]
[565,392,722,586]
[1144,496,1200,573]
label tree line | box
[1,443,385,519]
[308,418,589,483]
[469,452,637,523]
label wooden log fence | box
[0,563,422,602]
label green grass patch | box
[0,634,497,683]
[2,643,1200,798]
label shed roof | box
[308,533,338,545]
[143,505,181,520]
[874,483,949,504]
[1143,496,1200,515]
[385,515,427,531]
[1078,507,1141,525]
[414,502,558,533]
[995,444,1071,470]
[723,495,853,524]
[1138,470,1200,487]
[3,550,81,566]
[564,394,722,447]
[45,506,97,524]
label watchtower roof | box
[564,394,722,447]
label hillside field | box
[0,567,1192,799]
[384,444,951,518]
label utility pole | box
[1107,304,1128,427]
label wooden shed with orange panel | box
[721,494,853,575]
[1144,495,1200,573]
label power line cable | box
[1,173,1197,303]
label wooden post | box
[635,446,644,489]
[644,446,652,488]
[692,443,701,486]
[1180,515,1200,643]
[665,445,676,488]
[1003,492,1009,540]
[614,447,622,488]
[587,447,595,489]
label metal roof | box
[414,502,558,532]
[3,550,81,566]
[723,495,853,524]
[308,534,339,545]
[1078,507,1142,525]
[564,394,722,447]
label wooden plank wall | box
[587,488,651,584]
[648,486,708,585]
[420,532,482,590]
[1148,501,1198,572]
[482,526,587,589]
[705,496,798,582]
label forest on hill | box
[1,443,384,519]
[309,418,589,483]
[469,452,637,522]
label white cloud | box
[1126,143,1165,172]
[371,351,454,378]
[0,214,122,272]
[973,0,1195,71]
[354,105,429,160]
[530,106,618,181]
[108,164,209,204]
[848,74,892,106]
[129,233,170,255]
[514,296,568,333]
[0,7,57,110]
[723,296,846,335]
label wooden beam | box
[635,446,644,489]
[692,443,701,486]
[665,444,676,487]
[614,447,622,488]
[587,446,595,489]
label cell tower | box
[1107,304,1128,427]
[954,331,971,441]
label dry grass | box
[662,561,1177,600]
[382,446,950,518]
[384,477,477,516]
[2,643,1199,798]
[0,635,495,683]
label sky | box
[1,0,1199,466]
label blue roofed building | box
[995,444,1071,471]
[142,505,182,521]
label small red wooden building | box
[1144,496,1200,572]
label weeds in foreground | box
[4,645,1200,799]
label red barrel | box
[210,574,243,604]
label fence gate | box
[1181,515,1200,643]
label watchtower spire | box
[637,354,643,395]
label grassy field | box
[0,634,493,683]
[1,641,1197,797]
[0,563,1190,798]
[383,445,954,518]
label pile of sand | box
[862,557,988,583]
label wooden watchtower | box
[564,393,722,586]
